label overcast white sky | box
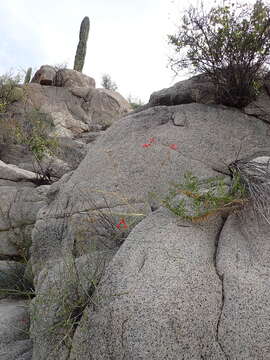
[0,0,203,102]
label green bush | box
[168,0,270,107]
[0,107,58,184]
[163,172,248,222]
[0,73,23,112]
[14,109,58,161]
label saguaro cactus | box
[24,67,32,84]
[73,16,90,72]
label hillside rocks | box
[2,66,131,179]
[1,73,270,359]
[28,65,130,135]
[28,101,270,359]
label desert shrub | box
[168,0,270,107]
[101,73,118,91]
[229,156,270,222]
[163,172,248,222]
[15,109,58,161]
[127,95,144,110]
[0,108,58,183]
[0,73,23,112]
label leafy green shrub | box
[14,109,58,161]
[0,73,23,112]
[168,0,270,107]
[163,172,248,222]
[0,108,58,184]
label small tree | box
[127,95,144,110]
[168,0,270,107]
[101,73,118,91]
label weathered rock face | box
[30,66,130,132]
[148,74,216,107]
[0,160,37,182]
[31,65,56,86]
[216,210,270,359]
[244,88,270,123]
[71,86,132,129]
[0,184,49,258]
[0,299,32,360]
[70,208,226,360]
[31,65,96,89]
[55,68,96,89]
[27,100,270,359]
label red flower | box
[116,218,128,229]
[169,144,177,150]
[142,138,156,148]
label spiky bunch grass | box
[229,156,270,223]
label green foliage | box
[0,73,23,112]
[127,95,144,110]
[74,16,90,72]
[168,0,270,107]
[24,67,32,84]
[14,109,58,161]
[163,172,248,222]
[101,73,118,91]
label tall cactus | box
[24,67,32,84]
[73,17,90,72]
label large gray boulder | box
[31,65,96,89]
[0,185,49,258]
[70,207,226,359]
[28,101,270,359]
[55,68,96,89]
[31,65,56,86]
[0,160,37,182]
[148,74,215,106]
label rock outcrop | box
[3,66,131,179]
[1,72,270,360]
[29,101,270,359]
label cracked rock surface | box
[70,207,227,360]
[216,209,270,359]
[26,101,270,359]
